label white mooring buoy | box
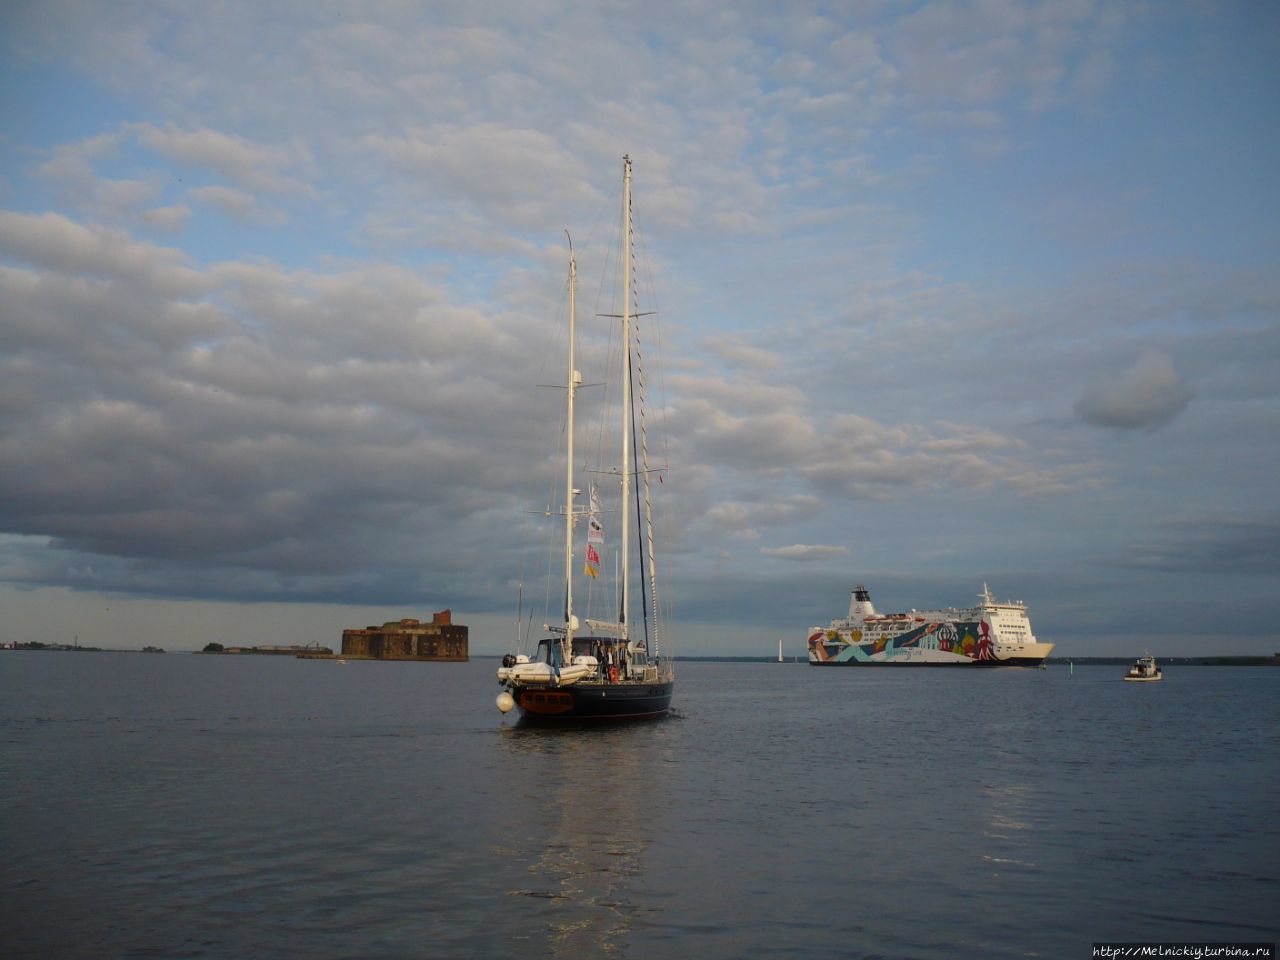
[496,691,515,713]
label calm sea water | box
[2,654,1277,959]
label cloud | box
[761,544,849,561]
[701,334,784,372]
[701,495,823,541]
[892,0,1127,114]
[361,124,600,233]
[134,124,314,197]
[0,210,207,297]
[190,185,284,225]
[1074,350,1191,430]
[800,415,1083,501]
[35,133,168,224]
[0,210,551,604]
[1114,518,1280,576]
[0,204,1101,610]
[142,205,192,232]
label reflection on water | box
[980,781,1039,869]
[983,779,1036,835]
[494,721,672,957]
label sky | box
[1,1,1278,657]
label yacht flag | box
[584,481,604,578]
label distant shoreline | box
[1043,655,1279,666]
[519,654,1280,666]
[4,648,1277,666]
[1,644,164,654]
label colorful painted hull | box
[807,619,1053,667]
[513,679,674,722]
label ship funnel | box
[847,585,876,620]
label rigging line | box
[511,581,523,656]
[629,222,663,661]
[530,312,574,635]
[633,220,673,475]
[584,168,627,469]
[633,314,662,658]
[512,527,535,654]
[577,225,624,626]
[539,500,556,651]
[629,342,651,658]
[631,212,673,664]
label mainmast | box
[619,155,632,647]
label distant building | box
[341,610,468,662]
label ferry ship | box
[807,584,1053,667]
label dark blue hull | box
[515,679,674,722]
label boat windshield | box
[534,638,557,666]
[571,636,626,660]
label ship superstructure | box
[807,584,1053,666]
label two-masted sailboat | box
[495,156,675,721]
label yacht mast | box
[619,155,632,646]
[563,236,579,655]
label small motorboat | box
[1124,655,1162,682]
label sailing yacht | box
[496,156,675,721]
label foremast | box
[561,236,580,662]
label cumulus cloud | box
[142,204,192,232]
[798,413,1074,500]
[361,124,600,233]
[0,211,207,297]
[893,0,1126,114]
[0,211,549,605]
[702,334,783,372]
[761,544,849,561]
[1074,350,1191,431]
[134,124,315,197]
[701,495,823,541]
[190,185,284,225]
[35,133,169,224]
[1116,518,1280,576]
[0,202,1105,610]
